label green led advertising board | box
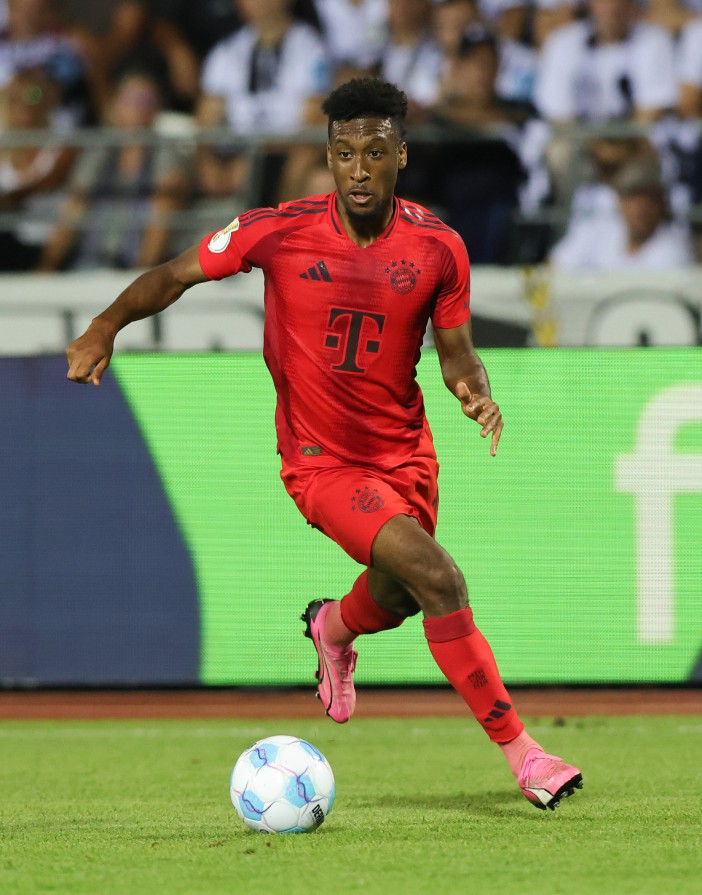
[112,349,702,685]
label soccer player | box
[66,77,583,811]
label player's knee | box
[380,589,421,618]
[420,559,466,615]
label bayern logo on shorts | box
[385,260,421,295]
[351,486,385,514]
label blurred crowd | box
[0,0,701,272]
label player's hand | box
[455,381,503,456]
[66,322,116,386]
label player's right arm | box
[66,245,207,386]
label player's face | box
[327,117,407,229]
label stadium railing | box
[1,119,700,245]
[2,120,702,350]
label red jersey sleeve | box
[198,207,282,281]
[431,236,471,329]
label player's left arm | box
[433,320,504,456]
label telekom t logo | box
[615,385,702,644]
[325,308,386,373]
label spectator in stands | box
[152,0,248,113]
[38,69,189,270]
[151,0,241,65]
[566,135,660,218]
[429,28,528,262]
[62,1,203,114]
[535,0,678,124]
[0,0,95,127]
[432,0,479,62]
[533,0,678,206]
[61,1,150,77]
[644,0,701,33]
[59,0,149,115]
[379,0,442,121]
[198,0,329,137]
[678,15,702,118]
[475,0,540,104]
[0,67,76,270]
[312,0,388,70]
[662,14,702,220]
[532,0,578,49]
[298,157,335,196]
[195,0,330,200]
[550,160,694,269]
[434,26,534,127]
[152,0,321,68]
[475,0,529,41]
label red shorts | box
[280,435,439,566]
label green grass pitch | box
[1,715,700,895]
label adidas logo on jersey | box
[300,261,332,282]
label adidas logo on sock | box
[300,261,332,282]
[483,699,512,724]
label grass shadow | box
[361,790,524,818]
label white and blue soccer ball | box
[230,735,335,833]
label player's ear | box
[398,142,407,170]
[326,142,333,169]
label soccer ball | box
[230,735,335,833]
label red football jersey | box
[198,193,470,470]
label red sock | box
[338,571,405,637]
[423,607,524,744]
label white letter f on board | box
[615,385,702,644]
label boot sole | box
[524,773,584,811]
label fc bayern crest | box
[385,260,421,294]
[351,486,385,514]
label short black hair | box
[322,78,408,137]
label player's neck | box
[335,196,395,248]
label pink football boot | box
[518,748,583,811]
[302,599,358,723]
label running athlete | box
[66,77,583,811]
